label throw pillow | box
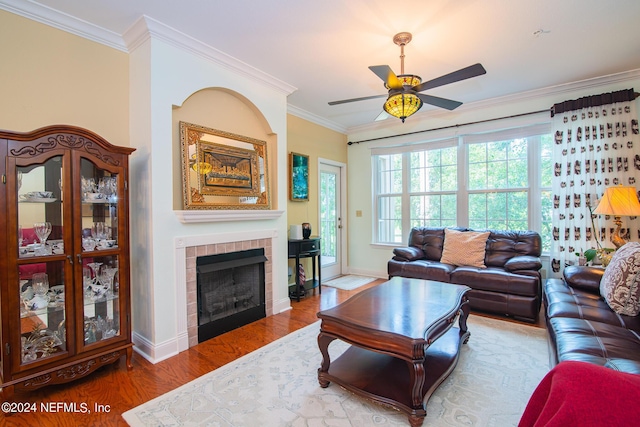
[439,228,490,268]
[599,242,640,316]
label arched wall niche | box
[171,87,278,210]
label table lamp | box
[593,185,640,249]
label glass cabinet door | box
[16,156,69,366]
[78,157,122,346]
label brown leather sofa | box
[544,265,640,373]
[388,227,542,322]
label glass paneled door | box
[78,157,122,348]
[319,162,343,279]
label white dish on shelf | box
[23,294,50,311]
[83,198,114,204]
[19,195,57,203]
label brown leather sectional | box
[388,227,543,322]
[544,266,640,373]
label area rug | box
[323,275,377,290]
[122,315,549,427]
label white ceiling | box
[5,0,640,133]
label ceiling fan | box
[328,32,486,122]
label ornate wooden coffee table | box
[317,277,470,427]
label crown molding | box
[123,15,296,96]
[287,105,347,134]
[0,2,296,96]
[0,0,127,51]
[347,68,640,135]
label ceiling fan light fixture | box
[383,92,423,122]
[384,74,422,89]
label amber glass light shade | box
[191,162,213,175]
[383,93,423,123]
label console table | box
[288,237,321,301]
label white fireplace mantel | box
[174,210,284,223]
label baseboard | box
[132,298,291,364]
[345,267,387,279]
[132,331,180,364]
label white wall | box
[346,70,640,278]
[126,17,294,362]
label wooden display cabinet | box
[0,125,135,398]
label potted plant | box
[588,204,616,267]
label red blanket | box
[519,361,640,427]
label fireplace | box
[196,248,267,342]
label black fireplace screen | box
[196,248,266,342]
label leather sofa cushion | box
[387,259,455,283]
[549,317,640,373]
[451,267,540,297]
[392,246,424,261]
[599,242,640,316]
[504,255,543,272]
[563,265,604,293]
[545,278,640,332]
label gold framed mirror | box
[180,121,270,210]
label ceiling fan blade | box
[414,63,486,93]
[328,94,387,105]
[417,93,462,111]
[375,111,390,121]
[369,65,403,89]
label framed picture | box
[289,152,309,201]
[180,121,270,210]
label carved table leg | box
[317,331,337,388]
[126,346,134,370]
[459,297,471,344]
[409,414,425,427]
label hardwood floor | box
[2,279,385,426]
[2,278,543,426]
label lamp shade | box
[593,186,640,216]
[383,92,422,122]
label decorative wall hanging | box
[180,122,270,210]
[289,152,309,201]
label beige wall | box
[0,10,129,145]
[286,115,348,233]
[286,115,347,280]
[172,88,278,210]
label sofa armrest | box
[392,246,425,261]
[504,255,542,272]
[563,265,604,293]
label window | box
[372,124,552,251]
[375,154,403,243]
[467,138,529,230]
[409,147,458,229]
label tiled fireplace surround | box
[174,229,278,352]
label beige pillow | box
[600,242,640,316]
[440,228,490,268]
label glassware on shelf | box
[92,222,108,240]
[31,273,49,296]
[99,267,118,297]
[22,327,63,363]
[82,236,97,252]
[81,176,97,195]
[34,222,52,255]
[85,262,109,300]
[86,262,102,278]
[24,273,50,310]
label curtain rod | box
[347,109,550,145]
